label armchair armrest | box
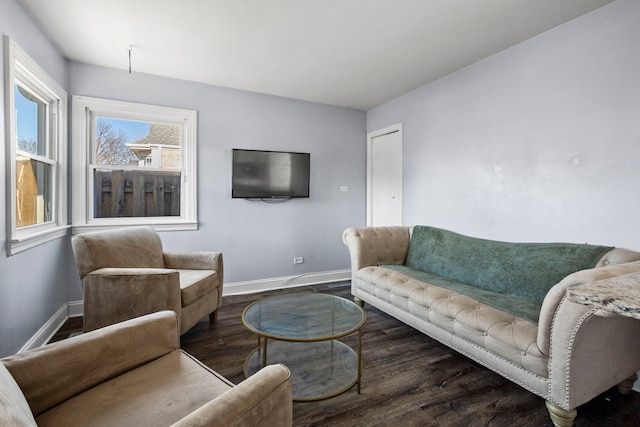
[82,268,182,332]
[164,251,223,273]
[171,364,292,427]
[2,311,179,417]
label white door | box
[367,124,403,226]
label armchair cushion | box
[179,270,219,306]
[35,350,235,427]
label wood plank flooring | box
[51,282,640,426]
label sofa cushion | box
[355,266,547,377]
[35,350,233,427]
[0,362,37,427]
[382,264,542,323]
[405,226,613,305]
[178,270,219,306]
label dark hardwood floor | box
[51,282,640,426]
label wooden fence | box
[94,170,181,218]
[16,158,49,227]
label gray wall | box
[0,0,73,357]
[68,62,366,293]
[367,0,640,250]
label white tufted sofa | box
[343,226,640,427]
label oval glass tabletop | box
[242,292,366,341]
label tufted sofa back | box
[71,226,165,278]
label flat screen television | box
[232,149,310,199]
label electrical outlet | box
[293,257,304,264]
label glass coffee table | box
[242,292,366,401]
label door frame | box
[366,123,403,226]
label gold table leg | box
[261,336,268,367]
[357,329,362,394]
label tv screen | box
[232,149,310,199]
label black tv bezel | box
[231,148,311,199]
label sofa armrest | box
[82,268,182,332]
[539,260,640,410]
[2,311,180,418]
[594,247,640,267]
[170,364,292,427]
[343,227,410,272]
[545,297,640,411]
[537,260,640,354]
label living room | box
[1,0,638,387]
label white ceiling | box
[20,0,614,110]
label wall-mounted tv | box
[232,149,310,199]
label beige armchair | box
[71,226,223,334]
[0,311,293,426]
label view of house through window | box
[15,83,53,227]
[93,117,182,218]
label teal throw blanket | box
[386,226,613,322]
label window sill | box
[8,225,71,255]
[72,221,198,234]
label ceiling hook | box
[128,45,134,74]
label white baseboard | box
[222,269,350,296]
[19,303,70,353]
[67,300,84,317]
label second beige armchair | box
[1,311,292,426]
[71,226,223,334]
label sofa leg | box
[354,297,365,308]
[617,373,638,395]
[209,310,218,324]
[545,401,577,427]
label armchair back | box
[72,226,165,278]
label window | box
[72,96,197,231]
[4,37,68,255]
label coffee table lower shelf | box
[244,339,360,402]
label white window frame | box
[4,36,68,255]
[71,96,197,232]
